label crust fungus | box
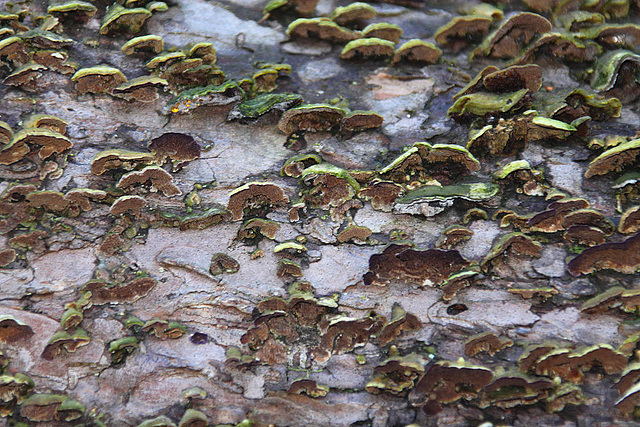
[563,225,607,247]
[112,76,168,103]
[26,190,68,212]
[567,232,640,276]
[122,34,164,55]
[209,252,240,275]
[358,180,403,212]
[619,205,640,234]
[481,232,542,273]
[100,3,152,36]
[585,138,640,178]
[286,18,359,43]
[148,132,200,168]
[391,39,441,65]
[179,206,229,231]
[81,277,156,304]
[363,244,471,287]
[434,16,492,52]
[509,287,559,301]
[228,93,303,121]
[471,13,552,59]
[579,286,625,314]
[163,81,244,114]
[0,315,34,343]
[330,2,376,26]
[464,332,514,357]
[117,166,182,197]
[410,360,494,412]
[227,182,289,221]
[393,183,499,217]
[278,104,346,134]
[340,38,395,60]
[300,164,359,209]
[71,66,127,94]
[288,379,329,398]
[90,149,155,175]
[377,303,421,345]
[366,353,427,395]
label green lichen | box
[448,89,529,117]
[228,92,303,120]
[100,3,152,36]
[591,49,640,91]
[163,81,244,114]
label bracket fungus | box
[377,303,421,345]
[393,183,499,217]
[619,205,640,234]
[391,39,441,65]
[90,149,155,175]
[448,88,531,121]
[148,132,200,168]
[142,319,186,340]
[340,38,395,60]
[366,352,427,395]
[108,336,138,365]
[330,2,376,26]
[472,12,552,59]
[71,66,127,94]
[300,163,360,209]
[228,93,303,121]
[100,3,152,36]
[286,18,359,43]
[47,0,97,17]
[3,62,46,91]
[358,180,403,212]
[23,114,68,135]
[117,166,182,197]
[11,128,72,159]
[591,50,640,102]
[340,110,383,132]
[481,232,542,273]
[464,332,514,357]
[81,277,156,304]
[41,328,90,360]
[209,252,240,275]
[278,104,346,134]
[584,138,640,178]
[567,232,640,276]
[288,379,329,398]
[336,224,372,243]
[122,34,164,55]
[163,81,244,114]
[363,244,471,287]
[0,315,34,343]
[112,76,168,103]
[361,23,403,43]
[227,182,289,221]
[434,16,492,52]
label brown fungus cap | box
[0,36,28,66]
[313,314,384,363]
[619,205,640,234]
[377,303,421,345]
[149,132,201,166]
[72,66,127,94]
[567,232,640,276]
[464,332,514,357]
[481,232,542,272]
[278,104,346,134]
[0,248,17,267]
[109,195,147,216]
[477,372,555,409]
[337,224,372,243]
[340,110,383,132]
[26,190,68,212]
[0,136,30,165]
[111,75,168,103]
[210,253,240,275]
[560,208,614,235]
[116,166,182,197]
[286,18,359,43]
[179,205,230,231]
[482,64,542,93]
[584,138,640,178]
[440,268,479,302]
[436,225,473,250]
[330,2,376,26]
[0,120,12,145]
[90,149,155,175]
[121,34,164,55]
[227,182,289,221]
[287,379,329,398]
[81,277,156,305]
[471,12,552,60]
[435,16,492,52]
[579,286,624,314]
[358,180,403,212]
[0,316,34,343]
[23,114,68,135]
[237,218,280,240]
[12,128,72,159]
[9,230,48,253]
[366,353,427,395]
[361,23,403,43]
[340,38,396,60]
[19,393,67,422]
[614,362,640,395]
[391,39,441,65]
[363,244,471,287]
[3,62,46,91]
[563,224,606,246]
[616,381,640,415]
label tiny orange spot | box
[545,86,554,91]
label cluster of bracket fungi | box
[3,0,640,424]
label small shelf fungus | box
[148,132,200,170]
[227,181,289,221]
[179,205,229,231]
[142,318,186,340]
[47,0,97,17]
[121,34,164,55]
[361,23,403,43]
[11,128,72,159]
[366,352,427,395]
[436,225,473,250]
[110,195,147,216]
[619,205,640,234]
[464,332,514,357]
[393,182,499,217]
[376,303,421,345]
[358,180,403,212]
[19,393,69,422]
[0,315,34,343]
[228,93,303,121]
[278,104,346,134]
[287,379,329,398]
[90,149,155,175]
[209,252,240,275]
[112,75,168,103]
[363,244,471,287]
[41,328,90,360]
[300,163,360,210]
[448,89,531,122]
[567,232,640,276]
[340,37,396,60]
[280,153,322,178]
[591,50,640,103]
[471,12,552,60]
[116,166,182,197]
[340,110,383,132]
[530,344,626,383]
[3,62,46,91]
[330,2,376,26]
[526,197,590,233]
[584,138,640,178]
[108,336,139,365]
[80,277,156,304]
[391,39,441,66]
[477,372,555,409]
[100,3,152,36]
[71,66,127,95]
[481,232,542,274]
[0,37,29,66]
[286,18,359,43]
[163,81,244,114]
[22,114,68,135]
[434,16,492,52]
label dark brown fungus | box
[286,18,358,43]
[579,286,624,314]
[481,232,542,273]
[478,373,555,409]
[337,225,371,243]
[20,394,67,422]
[358,180,403,212]
[71,66,127,94]
[546,384,585,413]
[116,166,182,197]
[41,329,90,360]
[440,269,479,302]
[288,379,329,398]
[12,128,72,159]
[434,16,492,52]
[619,205,640,234]
[81,277,156,305]
[567,232,640,276]
[109,195,147,216]
[142,319,186,340]
[3,62,46,91]
[276,259,303,278]
[23,114,68,135]
[209,253,240,275]
[464,332,514,357]
[527,198,590,233]
[563,225,607,247]
[112,76,168,103]
[482,64,542,93]
[281,153,322,178]
[340,110,383,132]
[26,190,68,212]
[391,40,441,65]
[585,139,640,178]
[90,149,155,175]
[0,248,16,267]
[363,244,471,287]
[614,363,640,395]
[0,37,28,66]
[278,104,346,134]
[149,132,201,168]
[616,382,640,415]
[0,316,34,343]
[9,230,48,253]
[340,38,396,60]
[377,303,421,345]
[436,225,473,249]
[227,182,289,221]
[366,353,426,395]
[560,208,615,235]
[313,314,384,363]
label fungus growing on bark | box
[436,225,473,249]
[142,319,186,340]
[483,64,542,93]
[330,2,376,26]
[313,313,384,363]
[163,81,244,114]
[434,16,492,52]
[41,329,90,360]
[358,180,403,212]
[619,205,640,234]
[0,36,28,66]
[377,303,421,345]
[0,138,29,165]
[0,372,33,415]
[547,88,621,123]
[614,363,640,395]
[361,23,402,43]
[112,76,168,102]
[286,18,359,43]
[60,307,83,330]
[0,248,16,267]
[340,110,383,132]
[228,93,303,121]
[90,149,155,175]
[579,286,624,314]
[3,62,46,91]
[19,393,67,422]
[464,332,514,357]
[179,205,229,231]
[616,381,640,415]
[560,208,614,235]
[146,51,187,71]
[122,34,164,55]
[567,232,640,276]
[288,379,329,398]
[366,352,427,395]
[117,166,182,197]
[563,225,607,246]
[526,197,590,233]
[440,268,479,302]
[237,218,279,242]
[393,183,499,217]
[471,12,552,59]
[278,104,346,134]
[336,224,372,243]
[532,344,626,382]
[178,409,208,427]
[227,182,289,221]
[108,336,138,365]
[340,38,396,60]
[23,114,68,135]
[149,132,200,168]
[477,372,555,409]
[363,244,471,287]
[71,66,127,94]
[26,190,68,212]
[591,50,640,102]
[0,121,12,145]
[209,253,240,275]
[0,315,34,343]
[276,258,303,278]
[300,164,359,209]
[481,232,542,273]
[110,195,147,216]
[391,39,441,65]
[448,89,530,121]
[280,153,322,178]
[582,24,640,50]
[81,277,156,305]
[47,0,97,17]
[584,138,640,178]
[12,128,72,159]
[100,3,152,36]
